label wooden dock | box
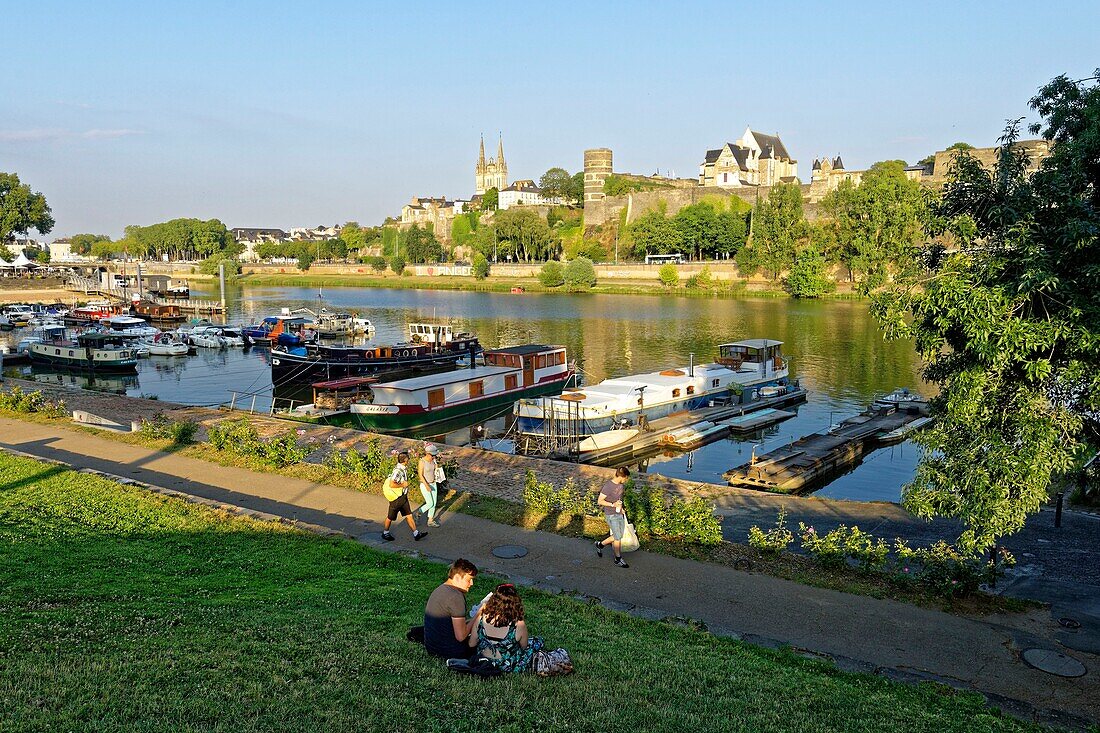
[562,387,808,467]
[66,275,224,314]
[724,402,930,494]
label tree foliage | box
[567,172,585,204]
[564,257,597,290]
[491,208,558,262]
[0,172,54,243]
[538,168,572,200]
[783,245,834,298]
[745,183,807,280]
[402,225,442,264]
[482,187,499,211]
[658,263,679,288]
[538,260,565,287]
[872,72,1100,554]
[471,253,490,280]
[70,233,111,256]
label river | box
[3,285,927,502]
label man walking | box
[423,558,480,659]
[595,467,631,568]
[381,451,426,542]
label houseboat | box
[64,300,125,325]
[243,315,312,347]
[270,323,481,387]
[28,331,139,372]
[514,338,791,437]
[349,345,573,435]
[129,299,184,323]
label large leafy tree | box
[492,208,558,261]
[567,171,585,205]
[538,168,572,200]
[402,225,443,263]
[820,161,929,290]
[629,209,684,258]
[747,182,807,280]
[0,173,54,247]
[872,71,1100,555]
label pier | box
[724,401,931,494]
[65,274,224,314]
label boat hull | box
[271,351,466,387]
[28,347,138,373]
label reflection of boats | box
[349,345,573,436]
[270,323,480,387]
[516,339,791,437]
[29,366,139,394]
[28,332,139,372]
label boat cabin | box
[484,345,569,388]
[131,299,183,321]
[717,339,785,372]
[311,376,378,410]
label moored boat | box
[515,338,791,437]
[64,300,125,325]
[349,344,573,436]
[243,315,312,347]
[144,332,190,356]
[28,331,139,372]
[101,315,160,339]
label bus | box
[644,253,685,265]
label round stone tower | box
[583,148,613,203]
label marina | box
[1,286,928,502]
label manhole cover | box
[491,545,528,559]
[1021,648,1087,677]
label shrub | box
[471,253,490,280]
[799,523,889,571]
[894,540,1015,597]
[658,263,679,288]
[0,387,66,417]
[563,257,597,290]
[747,507,794,554]
[199,256,241,278]
[138,415,198,444]
[538,260,565,288]
[523,470,593,515]
[366,255,387,272]
[784,246,835,298]
[207,418,308,468]
[297,252,314,271]
[389,255,406,275]
[327,438,396,484]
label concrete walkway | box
[1,417,1096,728]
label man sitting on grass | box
[423,558,481,659]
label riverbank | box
[1,449,1061,732]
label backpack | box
[531,647,574,677]
[447,657,503,678]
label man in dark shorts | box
[595,466,630,568]
[424,558,481,659]
[381,452,426,542]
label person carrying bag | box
[381,452,426,542]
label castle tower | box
[475,134,508,195]
[583,148,613,203]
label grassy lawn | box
[0,452,1041,733]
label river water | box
[3,285,927,502]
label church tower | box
[475,134,508,195]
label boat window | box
[687,386,695,395]
[55,349,60,355]
[712,379,720,388]
[69,351,74,357]
[428,388,445,408]
[672,388,681,398]
[469,380,484,399]
[505,374,517,390]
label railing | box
[66,274,223,312]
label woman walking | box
[418,443,442,527]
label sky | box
[3,0,1098,239]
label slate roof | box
[703,148,722,164]
[750,131,792,161]
[832,155,844,170]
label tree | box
[340,222,367,253]
[539,168,572,200]
[0,173,54,244]
[482,187,499,211]
[783,245,834,298]
[492,208,558,261]
[389,255,406,275]
[630,209,684,258]
[658,263,679,288]
[747,183,807,280]
[567,171,585,205]
[297,252,314,271]
[872,72,1100,555]
[539,260,565,287]
[471,253,490,280]
[70,233,111,256]
[564,257,597,290]
[674,203,719,260]
[820,162,929,290]
[919,141,973,166]
[402,225,443,263]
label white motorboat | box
[516,338,792,437]
[353,316,375,334]
[101,315,160,339]
[144,332,190,356]
[214,326,246,347]
[187,325,226,349]
[576,428,640,453]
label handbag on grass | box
[620,512,640,553]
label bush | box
[138,415,198,444]
[0,387,66,417]
[365,255,387,272]
[297,252,314,271]
[563,257,597,290]
[799,523,889,571]
[389,255,406,275]
[894,540,1015,597]
[658,263,679,288]
[784,246,835,298]
[747,507,794,554]
[328,438,396,485]
[471,253,490,280]
[207,418,308,468]
[199,256,241,278]
[523,470,593,515]
[538,260,565,288]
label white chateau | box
[699,127,799,188]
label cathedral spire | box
[478,135,486,171]
[496,133,505,167]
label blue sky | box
[4,0,1097,238]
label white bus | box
[645,253,685,265]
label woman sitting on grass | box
[469,583,543,672]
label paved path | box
[1,417,1096,728]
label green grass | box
[0,452,1042,732]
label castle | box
[699,127,799,189]
[475,134,508,195]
